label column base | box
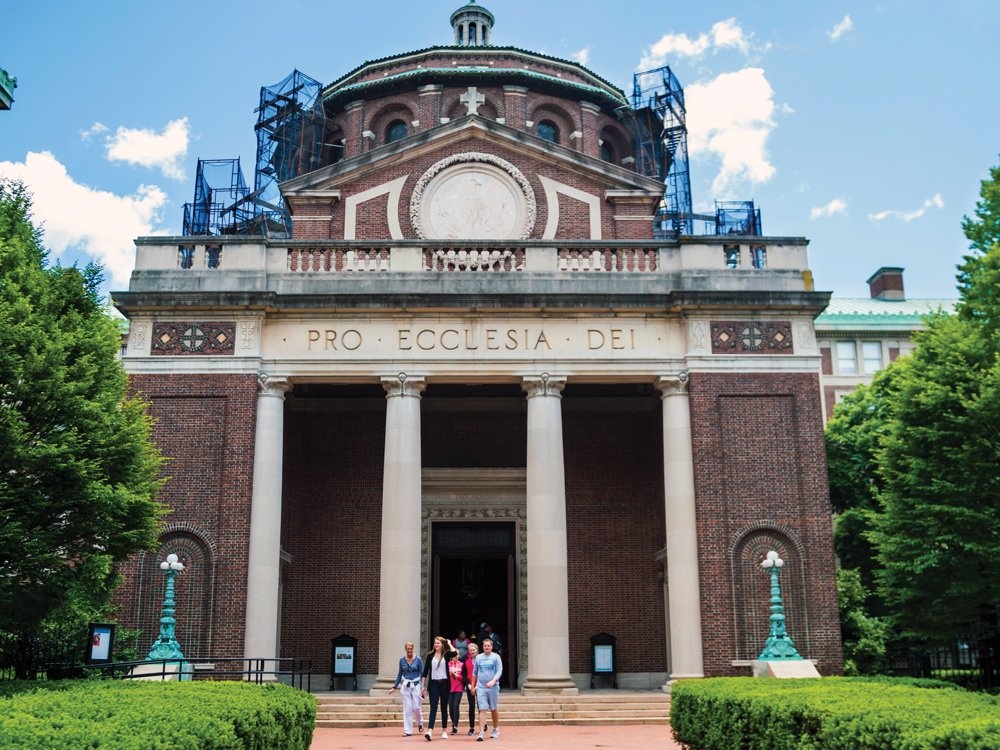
[520,677,579,695]
[662,673,705,692]
[368,677,396,696]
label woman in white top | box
[421,636,453,740]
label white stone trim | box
[344,175,408,240]
[538,175,602,240]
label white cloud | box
[828,15,854,41]
[869,194,944,223]
[810,198,847,219]
[570,47,590,66]
[0,151,168,287]
[105,117,190,181]
[685,68,776,195]
[80,122,108,141]
[639,17,750,69]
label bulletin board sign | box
[86,623,115,664]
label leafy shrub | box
[671,676,1000,750]
[0,680,316,749]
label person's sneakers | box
[404,733,412,737]
[476,732,485,742]
[468,729,476,736]
[490,727,500,739]
[418,725,424,733]
[442,730,449,739]
[424,731,432,741]
[452,727,458,735]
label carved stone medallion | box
[410,152,536,240]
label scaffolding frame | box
[626,66,693,234]
[253,69,328,237]
[182,158,253,237]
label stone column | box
[521,374,579,694]
[656,373,705,684]
[244,374,292,661]
[371,373,426,693]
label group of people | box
[389,625,503,741]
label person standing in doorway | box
[463,641,479,735]
[453,629,470,660]
[473,637,503,741]
[421,636,452,740]
[388,641,424,737]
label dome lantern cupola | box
[450,1,494,47]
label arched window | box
[469,23,478,45]
[600,141,614,163]
[386,120,408,143]
[537,121,559,144]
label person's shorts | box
[476,685,499,711]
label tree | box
[825,371,897,591]
[870,162,1000,650]
[837,567,889,675]
[0,178,164,637]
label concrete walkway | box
[311,724,684,749]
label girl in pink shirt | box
[447,649,469,735]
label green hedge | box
[670,676,1000,750]
[0,680,316,749]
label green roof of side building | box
[815,298,956,330]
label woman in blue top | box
[388,641,424,737]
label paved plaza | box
[310,724,684,749]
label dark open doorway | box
[432,522,516,688]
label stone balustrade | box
[132,238,812,287]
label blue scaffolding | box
[626,65,763,238]
[628,66,693,234]
[182,158,252,236]
[252,69,328,237]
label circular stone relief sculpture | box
[410,152,536,240]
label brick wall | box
[280,401,386,675]
[689,371,844,676]
[564,400,666,674]
[114,373,258,659]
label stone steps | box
[314,691,670,728]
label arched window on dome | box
[469,23,478,46]
[537,121,559,144]
[600,141,614,163]
[386,120,409,144]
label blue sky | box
[2,1,997,299]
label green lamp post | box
[147,553,187,667]
[758,549,803,660]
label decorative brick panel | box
[151,322,236,356]
[711,321,794,354]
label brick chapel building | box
[113,2,843,691]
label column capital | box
[257,373,292,397]
[656,371,690,397]
[522,372,566,399]
[381,373,427,399]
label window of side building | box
[861,341,883,374]
[836,341,858,374]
